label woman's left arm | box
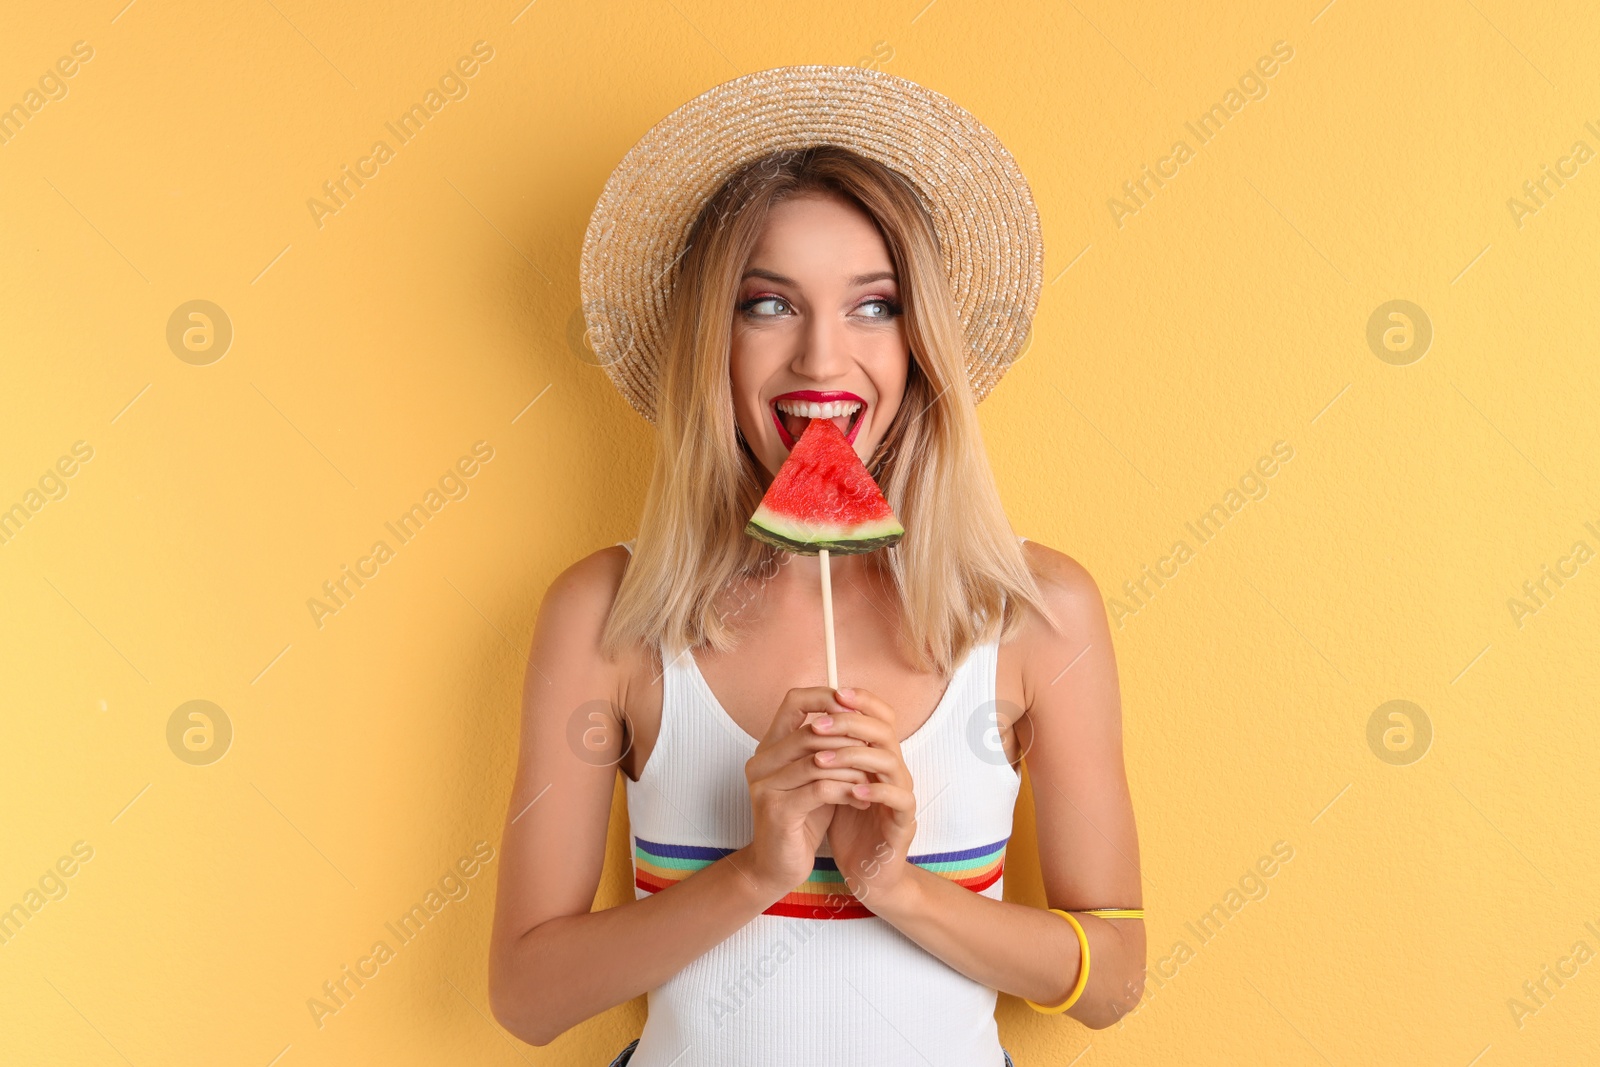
[866,546,1145,1029]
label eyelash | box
[739,295,902,319]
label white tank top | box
[616,538,1023,1067]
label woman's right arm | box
[486,548,867,1046]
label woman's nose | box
[791,312,851,379]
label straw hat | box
[578,64,1043,425]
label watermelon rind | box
[745,508,904,556]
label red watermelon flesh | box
[746,417,904,555]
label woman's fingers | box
[796,780,883,812]
[844,781,918,825]
[833,686,896,726]
[747,729,861,784]
[762,686,848,743]
[745,710,864,777]
[759,754,869,792]
[810,707,896,751]
[745,687,848,783]
[746,687,916,798]
[807,689,915,793]
[773,778,873,820]
[813,744,911,789]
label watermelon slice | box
[745,417,904,555]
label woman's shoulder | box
[1018,538,1103,604]
[1012,538,1110,646]
[1006,540,1118,724]
[528,544,651,704]
[540,544,633,622]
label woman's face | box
[729,192,910,479]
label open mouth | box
[771,394,866,449]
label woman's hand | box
[741,686,872,902]
[814,687,920,912]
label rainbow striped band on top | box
[633,836,1008,920]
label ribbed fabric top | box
[616,538,1024,1066]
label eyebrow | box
[741,267,898,287]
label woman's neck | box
[760,549,888,605]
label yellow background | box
[3,0,1596,1063]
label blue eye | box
[860,298,901,319]
[740,296,789,316]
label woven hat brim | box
[579,64,1043,424]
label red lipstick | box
[769,390,867,449]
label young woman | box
[489,67,1144,1066]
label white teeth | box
[775,399,863,419]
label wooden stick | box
[819,547,838,689]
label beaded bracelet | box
[1024,909,1092,1014]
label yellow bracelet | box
[1084,908,1144,919]
[1024,909,1091,1014]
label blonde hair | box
[600,144,1056,678]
